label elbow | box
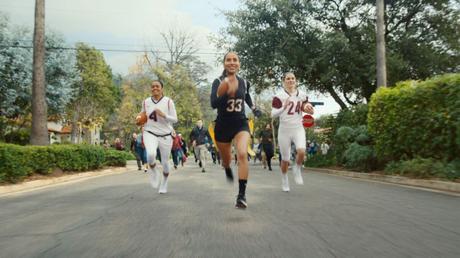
[210,100,218,109]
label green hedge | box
[0,143,133,183]
[368,74,460,162]
[385,158,460,180]
[104,149,135,167]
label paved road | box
[1,161,459,258]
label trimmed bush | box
[368,73,460,162]
[104,150,134,166]
[0,143,132,183]
[0,143,32,183]
[26,146,56,174]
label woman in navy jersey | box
[210,51,260,209]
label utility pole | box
[30,0,48,145]
[376,0,387,88]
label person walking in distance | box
[258,123,275,171]
[271,72,314,192]
[130,132,143,170]
[210,51,262,209]
[190,119,211,173]
[137,80,178,194]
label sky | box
[0,0,341,116]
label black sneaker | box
[225,167,233,183]
[202,168,206,173]
[235,195,247,209]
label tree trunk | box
[376,0,387,88]
[71,109,79,143]
[326,85,348,110]
[30,0,48,145]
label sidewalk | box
[308,167,460,194]
[0,164,135,196]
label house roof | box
[48,125,72,134]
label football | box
[302,114,314,128]
[136,112,147,126]
[272,97,282,109]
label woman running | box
[137,80,178,194]
[271,72,314,192]
[210,51,261,209]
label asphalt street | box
[1,160,459,258]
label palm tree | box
[376,0,387,88]
[30,0,48,145]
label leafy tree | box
[0,13,79,142]
[153,64,203,137]
[0,14,32,118]
[68,43,119,143]
[219,0,459,108]
[115,60,202,141]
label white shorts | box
[278,127,306,161]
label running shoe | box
[293,164,304,185]
[235,194,247,209]
[159,176,168,194]
[281,173,290,192]
[149,164,160,188]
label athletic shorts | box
[215,119,250,143]
[278,126,306,161]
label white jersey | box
[141,96,178,135]
[271,89,308,129]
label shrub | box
[4,129,31,146]
[104,150,134,166]
[0,143,132,183]
[343,143,376,171]
[26,146,56,174]
[0,144,31,183]
[304,152,336,167]
[368,73,460,162]
[385,158,460,180]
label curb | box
[0,166,132,196]
[307,167,460,194]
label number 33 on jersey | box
[226,98,243,112]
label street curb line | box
[307,167,460,193]
[0,166,132,196]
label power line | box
[12,39,219,51]
[0,44,223,55]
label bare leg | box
[234,131,250,179]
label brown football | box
[136,112,147,126]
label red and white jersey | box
[271,89,308,129]
[141,96,178,135]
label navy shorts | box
[214,119,250,143]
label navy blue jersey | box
[210,76,254,122]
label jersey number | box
[226,99,243,112]
[287,101,301,115]
[149,111,157,121]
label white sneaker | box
[159,176,168,194]
[281,173,290,192]
[293,164,304,185]
[149,164,160,189]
